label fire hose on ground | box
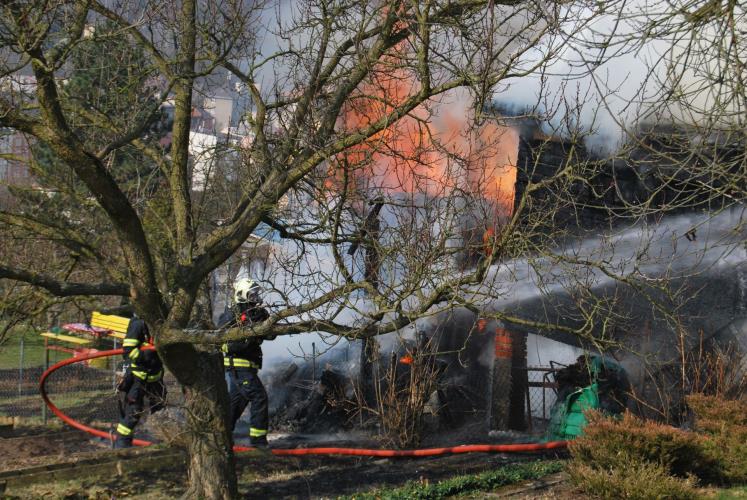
[39,348,568,456]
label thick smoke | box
[494,0,742,152]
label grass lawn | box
[339,460,566,499]
[0,328,48,369]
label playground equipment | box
[40,312,130,370]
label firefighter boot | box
[114,435,133,449]
[249,435,268,448]
[114,421,135,448]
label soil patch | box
[0,428,110,472]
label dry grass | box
[684,337,747,400]
[568,459,699,500]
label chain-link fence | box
[525,365,560,431]
[0,331,50,422]
[42,360,184,436]
[2,327,561,442]
[0,330,185,433]
[0,330,332,432]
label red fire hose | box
[237,441,568,456]
[39,348,568,456]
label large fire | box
[331,63,518,219]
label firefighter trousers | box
[115,374,167,447]
[227,367,268,441]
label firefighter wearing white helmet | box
[234,278,261,304]
[218,278,271,447]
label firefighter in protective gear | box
[218,278,272,447]
[114,318,166,448]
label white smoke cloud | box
[493,0,745,152]
[492,5,665,151]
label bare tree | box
[0,0,657,497]
[537,0,747,421]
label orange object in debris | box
[494,327,512,359]
[477,318,488,333]
[399,354,414,365]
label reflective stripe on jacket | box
[222,356,260,369]
[122,319,163,377]
[131,369,164,382]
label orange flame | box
[330,61,518,220]
[399,353,414,365]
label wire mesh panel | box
[0,333,48,421]
[526,366,559,422]
[43,355,185,436]
[0,331,185,441]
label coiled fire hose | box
[39,348,568,456]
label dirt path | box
[0,429,110,472]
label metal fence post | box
[312,342,316,382]
[112,338,118,390]
[43,337,49,424]
[18,336,24,397]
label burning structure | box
[240,111,746,444]
[487,114,747,423]
[208,83,746,445]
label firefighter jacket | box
[122,318,163,382]
[218,304,270,370]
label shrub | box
[686,394,747,484]
[713,440,747,485]
[363,337,443,449]
[568,458,699,500]
[569,411,722,483]
[687,394,747,431]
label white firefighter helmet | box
[233,278,261,304]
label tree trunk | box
[161,343,238,499]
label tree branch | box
[44,0,90,68]
[89,1,172,77]
[0,211,106,264]
[0,264,128,297]
[169,0,197,267]
[26,47,164,318]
